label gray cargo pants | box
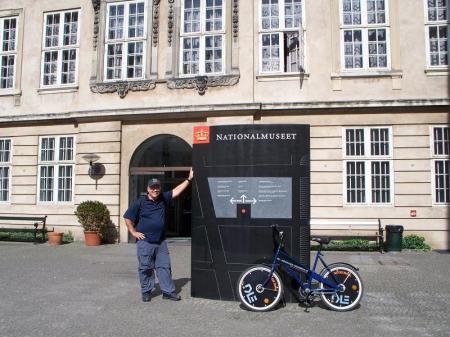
[136,240,176,294]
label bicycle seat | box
[311,237,331,244]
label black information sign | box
[191,124,310,300]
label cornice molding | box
[1,99,449,124]
[90,80,156,98]
[167,75,240,95]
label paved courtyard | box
[0,241,449,337]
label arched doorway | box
[129,134,192,242]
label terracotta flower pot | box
[84,231,101,246]
[47,232,63,246]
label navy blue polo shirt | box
[124,191,172,243]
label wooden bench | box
[310,219,384,253]
[0,215,48,244]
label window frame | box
[431,125,450,205]
[179,0,226,77]
[343,126,394,206]
[424,0,450,68]
[0,138,12,203]
[40,9,81,88]
[0,15,19,90]
[37,135,75,204]
[258,0,305,75]
[339,0,391,71]
[103,0,148,82]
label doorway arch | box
[129,134,192,242]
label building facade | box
[0,0,448,249]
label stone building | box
[0,0,448,249]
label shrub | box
[0,230,39,242]
[402,234,431,250]
[313,239,378,251]
[62,231,74,243]
[0,229,74,243]
[74,200,110,234]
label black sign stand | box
[191,124,310,300]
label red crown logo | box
[193,126,210,144]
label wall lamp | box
[82,153,103,178]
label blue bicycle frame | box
[265,229,344,295]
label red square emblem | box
[193,126,210,144]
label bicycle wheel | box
[236,265,283,312]
[319,263,363,311]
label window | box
[425,0,449,67]
[104,0,147,81]
[41,10,80,87]
[432,126,450,204]
[259,0,304,74]
[0,16,18,89]
[0,138,11,202]
[344,127,393,204]
[179,0,225,76]
[38,136,75,203]
[340,0,390,70]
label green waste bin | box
[385,225,404,252]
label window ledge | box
[343,203,394,207]
[332,70,403,79]
[256,72,310,82]
[90,80,156,99]
[424,67,450,76]
[38,86,79,95]
[0,89,21,97]
[167,74,240,95]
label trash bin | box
[385,225,404,252]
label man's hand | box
[125,218,145,240]
[172,167,194,198]
[132,231,145,240]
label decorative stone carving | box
[168,0,175,46]
[152,0,160,47]
[167,74,240,95]
[92,0,101,50]
[90,80,156,98]
[233,0,239,40]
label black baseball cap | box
[147,178,161,187]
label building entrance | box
[128,134,192,242]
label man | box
[124,168,194,302]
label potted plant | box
[74,200,110,246]
[47,231,63,246]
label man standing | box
[124,168,194,302]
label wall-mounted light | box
[82,153,103,178]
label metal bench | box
[0,215,48,244]
[310,219,384,253]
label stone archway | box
[128,134,192,242]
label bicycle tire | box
[236,265,283,312]
[319,263,363,311]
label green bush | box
[74,200,110,234]
[0,230,75,243]
[312,239,378,251]
[62,231,74,243]
[0,230,41,242]
[402,234,431,250]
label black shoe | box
[162,292,181,301]
[142,292,151,302]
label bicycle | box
[236,225,364,312]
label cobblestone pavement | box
[0,241,449,337]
